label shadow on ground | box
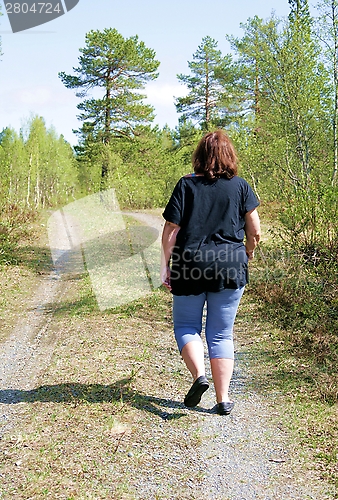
[0,377,215,420]
[0,241,52,272]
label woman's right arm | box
[161,221,181,289]
[244,209,261,260]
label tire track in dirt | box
[0,211,81,436]
[0,209,164,437]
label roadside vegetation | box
[0,0,337,494]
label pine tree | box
[175,36,236,131]
[59,28,160,179]
[288,0,311,23]
[284,0,330,180]
[227,16,280,123]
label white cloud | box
[0,84,79,143]
[144,82,188,108]
[19,87,53,105]
[1,84,77,111]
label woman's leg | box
[172,293,206,381]
[209,358,234,403]
[181,341,205,381]
[205,287,245,403]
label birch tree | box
[316,0,338,185]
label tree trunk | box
[205,54,210,130]
[26,154,32,207]
[333,83,338,185]
[102,72,112,180]
[35,170,40,208]
[253,28,261,136]
[295,114,310,179]
[332,0,338,185]
[8,164,12,202]
[254,56,260,118]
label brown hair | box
[193,130,238,180]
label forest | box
[0,0,337,416]
[0,0,337,493]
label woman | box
[161,130,260,415]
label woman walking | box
[161,130,260,415]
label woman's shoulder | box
[227,175,248,184]
[226,175,252,189]
[179,174,251,189]
[178,173,205,186]
[183,173,205,179]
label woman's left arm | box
[161,221,181,289]
[244,208,261,260]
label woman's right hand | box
[161,265,172,291]
[246,249,254,261]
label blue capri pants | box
[172,287,245,359]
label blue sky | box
[0,0,291,145]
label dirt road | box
[0,208,334,499]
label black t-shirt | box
[162,174,259,295]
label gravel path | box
[0,269,64,437]
[126,212,332,499]
[0,208,84,435]
[197,339,329,499]
[0,208,334,499]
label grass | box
[0,206,337,498]
[0,209,53,343]
[0,261,208,498]
[250,203,337,403]
[227,201,338,494]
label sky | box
[0,0,292,145]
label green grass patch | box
[0,209,53,342]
